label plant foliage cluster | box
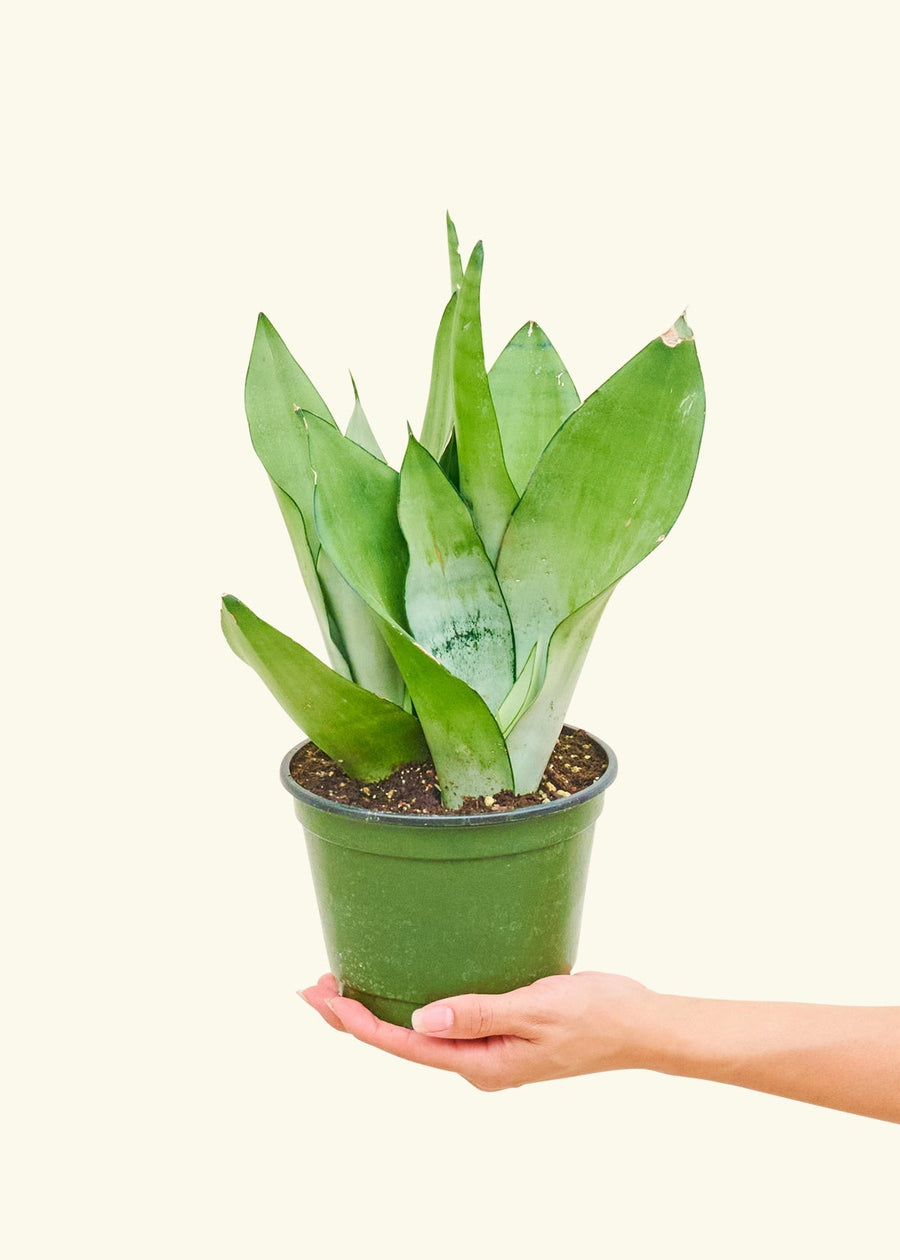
[222,219,705,806]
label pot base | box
[340,985,418,1028]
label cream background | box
[4,1,898,1256]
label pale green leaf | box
[452,243,519,562]
[376,619,513,807]
[446,212,464,293]
[244,315,342,661]
[270,480,351,679]
[305,411,408,626]
[496,642,539,737]
[245,314,336,532]
[243,317,353,666]
[315,546,406,705]
[308,420,511,805]
[497,322,705,666]
[398,434,514,713]
[504,588,615,793]
[419,291,458,459]
[345,373,386,462]
[489,321,581,495]
[220,595,428,779]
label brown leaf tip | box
[661,313,694,347]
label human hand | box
[300,971,663,1091]
[301,973,900,1119]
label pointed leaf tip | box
[446,213,464,294]
[451,244,518,561]
[661,313,694,346]
[489,321,580,494]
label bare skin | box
[300,972,900,1123]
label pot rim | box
[279,727,617,828]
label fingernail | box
[297,990,312,1003]
[412,1004,454,1033]
[324,998,337,1013]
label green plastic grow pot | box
[280,732,618,1028]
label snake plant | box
[222,218,705,806]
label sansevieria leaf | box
[315,546,405,705]
[245,314,336,531]
[305,411,408,627]
[446,211,464,293]
[452,244,519,562]
[419,291,458,460]
[398,433,514,713]
[374,620,513,806]
[419,215,465,458]
[503,587,616,792]
[308,418,512,805]
[496,642,539,737]
[345,373,386,462]
[220,595,428,779]
[489,322,581,495]
[244,315,349,671]
[270,480,351,679]
[497,318,705,667]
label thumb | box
[411,989,534,1039]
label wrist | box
[578,977,689,1073]
[630,992,714,1077]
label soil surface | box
[289,726,609,816]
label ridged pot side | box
[281,735,618,1027]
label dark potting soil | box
[289,726,609,816]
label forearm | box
[644,995,900,1123]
